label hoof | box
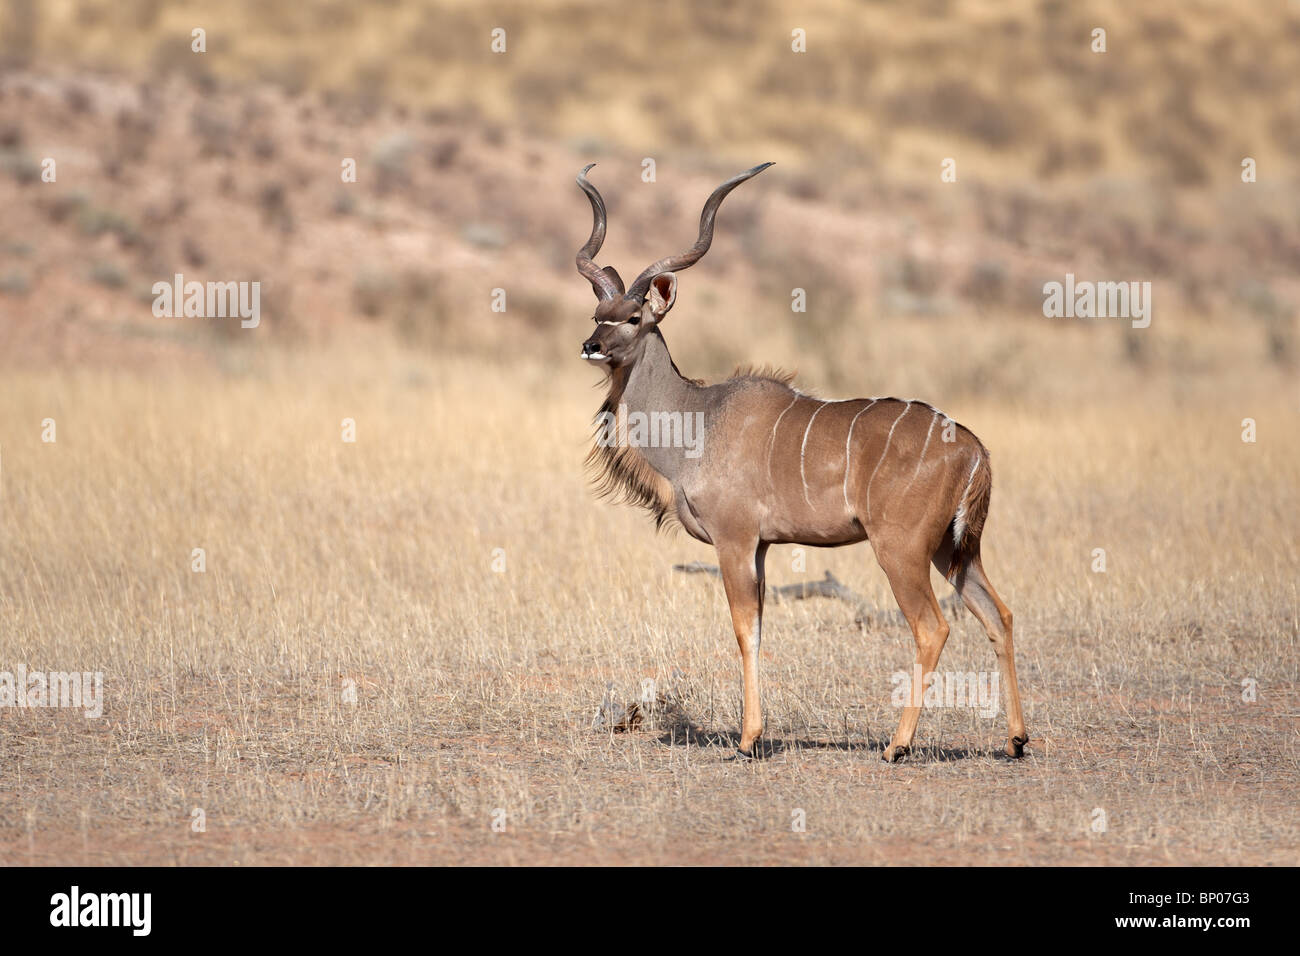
[1005,734,1029,758]
[736,741,766,761]
[882,744,909,763]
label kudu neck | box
[618,329,698,411]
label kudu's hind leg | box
[875,540,951,762]
[933,542,1028,757]
[717,541,768,758]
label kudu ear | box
[647,273,677,320]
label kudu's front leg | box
[717,541,768,758]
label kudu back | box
[575,163,1027,762]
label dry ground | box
[1,337,1296,866]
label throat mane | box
[585,364,678,531]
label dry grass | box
[1,330,1296,865]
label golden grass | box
[1,330,1296,864]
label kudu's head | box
[575,162,773,368]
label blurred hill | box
[0,0,1297,397]
[7,0,1300,185]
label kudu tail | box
[947,448,992,581]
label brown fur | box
[586,414,679,531]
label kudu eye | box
[627,312,640,326]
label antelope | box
[575,163,1028,762]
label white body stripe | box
[842,399,879,508]
[888,410,940,517]
[766,396,800,491]
[799,401,828,506]
[951,453,982,545]
[864,401,912,520]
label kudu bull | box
[575,163,1027,761]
